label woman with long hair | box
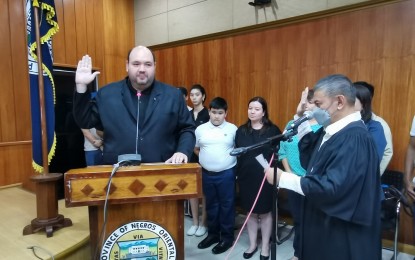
[235,97,281,260]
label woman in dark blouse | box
[235,97,281,260]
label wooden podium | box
[64,163,202,259]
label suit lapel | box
[121,82,138,121]
[143,82,162,125]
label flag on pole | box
[26,0,59,173]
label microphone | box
[286,111,314,131]
[230,147,248,156]
[116,91,142,166]
[135,91,141,154]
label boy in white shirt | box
[195,97,237,255]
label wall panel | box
[62,0,77,65]
[0,0,16,142]
[102,0,135,85]
[10,0,31,141]
[0,143,34,185]
[85,0,97,59]
[74,0,88,59]
[53,0,66,63]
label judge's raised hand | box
[75,55,100,93]
[296,87,309,117]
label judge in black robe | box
[298,120,381,260]
[267,74,381,260]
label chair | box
[381,170,406,260]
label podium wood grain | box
[64,163,202,259]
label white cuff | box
[279,171,304,196]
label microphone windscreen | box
[304,110,314,119]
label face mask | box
[312,107,331,127]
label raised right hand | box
[296,87,309,117]
[75,55,100,93]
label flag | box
[26,0,59,173]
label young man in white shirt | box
[194,97,237,255]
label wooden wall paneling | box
[251,33,269,98]
[0,0,16,142]
[168,47,181,86]
[85,0,96,61]
[280,26,296,126]
[74,0,88,59]
[62,0,77,65]
[10,0,30,141]
[177,43,193,87]
[0,143,33,185]
[265,29,285,127]
[383,57,412,168]
[179,44,193,88]
[299,19,328,96]
[232,34,256,123]
[53,0,66,64]
[286,25,305,125]
[383,1,408,59]
[354,8,384,63]
[102,0,116,84]
[156,48,175,86]
[206,41,221,96]
[102,0,134,85]
[174,46,190,87]
[189,43,204,88]
[220,38,236,122]
[204,41,220,99]
[92,0,104,84]
[0,0,9,181]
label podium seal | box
[100,220,177,260]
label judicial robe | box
[298,121,381,260]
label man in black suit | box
[73,46,195,164]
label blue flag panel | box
[26,0,59,173]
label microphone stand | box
[231,129,297,260]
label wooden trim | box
[65,163,202,207]
[0,141,31,147]
[150,0,404,50]
[382,239,415,255]
[0,183,22,190]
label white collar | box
[325,111,362,137]
[208,121,227,129]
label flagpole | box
[23,1,72,238]
[33,2,49,174]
